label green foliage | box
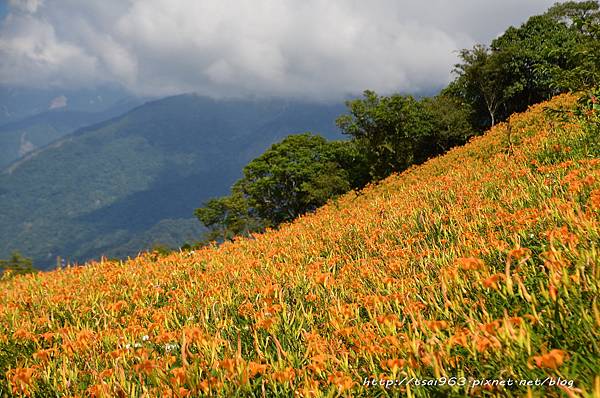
[323,139,371,192]
[545,0,600,60]
[577,87,600,115]
[195,188,261,241]
[0,252,36,277]
[195,134,367,239]
[238,134,362,225]
[336,91,428,180]
[545,0,600,22]
[575,87,600,156]
[421,94,475,150]
[336,90,474,181]
[452,0,600,128]
[452,45,520,127]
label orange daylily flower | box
[457,257,484,270]
[530,349,569,370]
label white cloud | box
[0,14,99,87]
[0,0,557,99]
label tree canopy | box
[195,134,368,240]
[336,91,475,180]
[451,1,600,128]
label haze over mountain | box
[0,94,345,268]
[0,84,137,126]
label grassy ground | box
[0,94,599,397]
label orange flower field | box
[1,94,599,397]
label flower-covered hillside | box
[1,94,599,397]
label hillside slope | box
[0,95,345,267]
[0,95,599,397]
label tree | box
[550,2,600,90]
[490,12,586,100]
[421,94,475,151]
[194,187,260,242]
[195,133,366,238]
[325,140,371,191]
[237,134,355,226]
[452,45,518,127]
[451,1,600,128]
[545,1,600,28]
[0,252,36,277]
[336,90,474,181]
[336,91,436,180]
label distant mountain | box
[0,97,143,167]
[0,94,346,268]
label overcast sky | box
[0,0,557,100]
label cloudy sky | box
[0,0,557,100]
